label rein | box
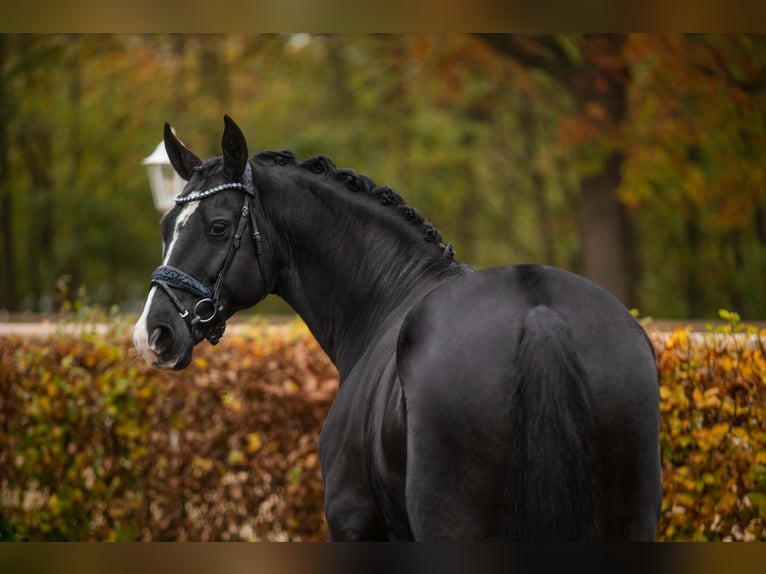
[150,161,263,345]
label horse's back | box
[397,264,661,540]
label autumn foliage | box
[649,312,766,542]
[0,323,337,541]
[4,35,766,319]
[1,316,766,541]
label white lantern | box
[142,141,187,211]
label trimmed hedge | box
[1,318,765,541]
[649,318,766,541]
[0,323,336,541]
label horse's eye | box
[209,221,229,237]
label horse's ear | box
[164,123,202,181]
[221,115,248,180]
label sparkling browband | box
[175,182,250,204]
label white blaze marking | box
[134,202,201,364]
[163,201,200,265]
[133,286,158,364]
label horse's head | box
[134,116,275,369]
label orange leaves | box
[692,387,723,411]
[3,314,766,541]
[652,316,766,541]
[0,322,337,541]
[557,114,602,150]
[621,34,766,231]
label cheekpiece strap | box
[242,161,255,194]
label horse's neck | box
[283,255,451,377]
[263,172,464,377]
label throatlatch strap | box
[151,266,213,300]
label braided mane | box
[252,150,456,261]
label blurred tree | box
[3,34,67,311]
[1,34,763,318]
[478,34,639,306]
[622,34,766,317]
[4,35,174,311]
[0,35,14,311]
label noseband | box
[149,162,263,345]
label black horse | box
[134,116,661,541]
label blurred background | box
[1,33,764,320]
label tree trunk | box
[0,36,16,311]
[684,206,705,317]
[578,152,637,305]
[518,90,556,266]
[198,35,232,116]
[20,126,55,309]
[570,35,637,306]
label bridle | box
[149,161,263,345]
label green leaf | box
[747,492,766,518]
[718,309,741,323]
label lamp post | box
[142,141,186,211]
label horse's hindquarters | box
[396,265,661,541]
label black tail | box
[506,305,602,541]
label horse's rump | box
[396,265,660,541]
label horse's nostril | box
[149,325,175,355]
